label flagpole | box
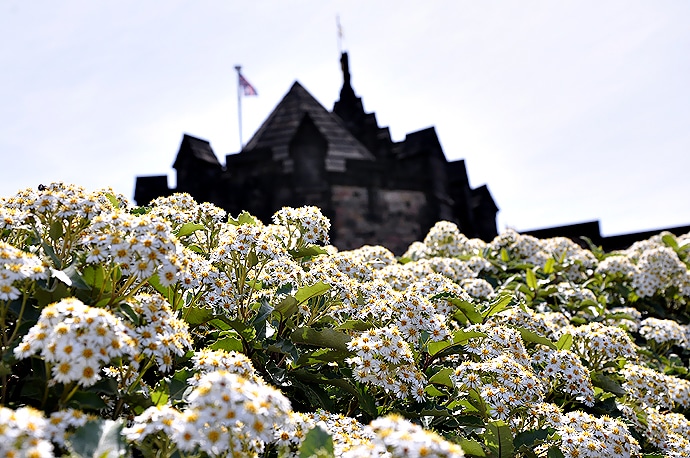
[235,65,243,150]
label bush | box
[2,182,690,457]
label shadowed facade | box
[135,53,499,254]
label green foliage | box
[66,419,127,458]
[3,185,690,457]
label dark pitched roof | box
[395,127,444,159]
[243,81,374,161]
[173,134,221,168]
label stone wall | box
[331,185,427,254]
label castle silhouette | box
[134,53,689,253]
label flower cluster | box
[556,411,640,457]
[422,220,479,257]
[0,240,48,300]
[346,326,427,402]
[190,349,258,384]
[126,370,293,456]
[632,246,688,297]
[452,354,545,421]
[342,414,466,458]
[14,297,136,386]
[307,410,377,457]
[621,363,673,409]
[80,210,181,283]
[640,408,690,456]
[125,293,193,372]
[271,205,331,247]
[464,324,530,365]
[182,370,293,456]
[149,192,227,228]
[639,317,687,347]
[0,406,54,457]
[566,322,637,371]
[45,408,94,447]
[532,347,595,406]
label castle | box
[134,53,690,253]
[134,53,498,254]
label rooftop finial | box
[336,14,344,54]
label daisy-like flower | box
[567,322,637,371]
[189,349,258,385]
[46,409,94,446]
[122,405,183,443]
[0,406,54,457]
[621,363,673,409]
[14,297,136,387]
[346,326,426,402]
[79,209,181,282]
[0,241,48,301]
[172,370,293,456]
[342,414,465,458]
[272,205,331,248]
[639,317,687,348]
[556,411,640,458]
[533,347,595,406]
[124,293,193,373]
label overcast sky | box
[2,1,689,236]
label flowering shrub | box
[2,182,690,457]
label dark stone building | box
[135,53,498,254]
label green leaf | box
[298,426,334,458]
[267,337,300,362]
[427,340,451,356]
[500,248,510,262]
[542,257,555,275]
[184,305,214,326]
[275,295,299,319]
[175,222,205,238]
[291,327,351,351]
[453,329,488,344]
[129,205,150,215]
[511,326,556,350]
[662,233,679,250]
[295,281,331,304]
[82,265,111,292]
[425,385,446,397]
[591,372,626,396]
[49,220,64,240]
[547,446,565,458]
[104,192,121,210]
[41,241,61,268]
[481,294,513,321]
[151,382,170,406]
[448,299,483,325]
[526,268,537,290]
[290,245,330,259]
[429,367,454,388]
[294,348,350,368]
[335,320,373,331]
[458,437,487,457]
[228,211,260,226]
[148,273,171,298]
[68,391,108,410]
[514,428,552,450]
[210,330,244,352]
[486,420,514,458]
[61,264,90,290]
[556,333,573,351]
[65,419,127,458]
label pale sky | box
[1,1,689,236]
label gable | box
[243,82,374,163]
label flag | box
[239,73,257,96]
